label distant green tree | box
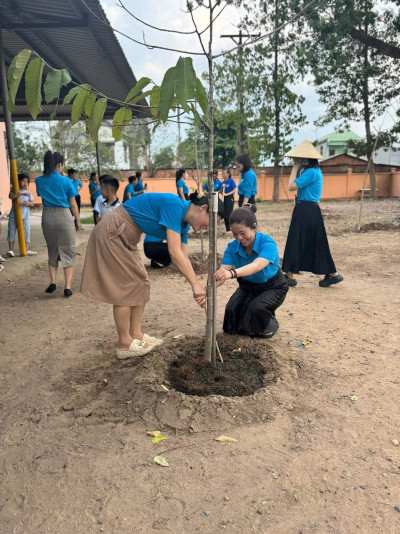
[152,145,175,169]
[13,123,45,172]
[304,0,400,198]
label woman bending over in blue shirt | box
[81,192,224,359]
[214,204,288,338]
[282,157,343,288]
[236,154,257,207]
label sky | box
[98,1,395,154]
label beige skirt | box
[80,206,150,306]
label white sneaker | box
[0,255,5,262]
[6,250,14,257]
[0,264,4,271]
[27,250,37,256]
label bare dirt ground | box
[0,199,399,534]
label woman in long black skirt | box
[214,205,288,338]
[282,142,343,288]
[221,167,237,231]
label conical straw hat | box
[284,140,323,160]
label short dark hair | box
[67,168,76,176]
[90,172,97,180]
[135,171,142,179]
[303,158,320,169]
[128,175,136,184]
[43,150,64,175]
[18,173,30,184]
[100,175,119,192]
[189,191,224,219]
[229,204,257,229]
[235,154,252,173]
[176,168,186,183]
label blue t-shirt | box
[123,183,135,202]
[203,178,222,192]
[238,169,257,198]
[176,178,189,196]
[35,172,76,208]
[295,167,323,202]
[123,193,190,244]
[134,180,145,193]
[89,181,101,200]
[222,177,237,194]
[70,178,82,196]
[222,232,280,283]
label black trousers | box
[74,194,81,228]
[238,194,256,207]
[223,196,235,231]
[223,271,288,337]
[90,197,98,225]
[144,241,171,267]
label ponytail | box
[176,168,186,184]
[189,190,224,219]
[43,150,64,175]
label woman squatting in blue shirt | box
[282,157,343,288]
[236,154,257,207]
[213,204,288,339]
[81,192,224,359]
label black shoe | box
[319,274,343,287]
[284,274,297,287]
[150,259,166,269]
[64,289,73,298]
[45,283,56,293]
[259,317,279,339]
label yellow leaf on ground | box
[152,435,167,444]
[146,431,161,437]
[154,455,169,467]
[215,435,238,442]
[391,439,399,446]
[350,395,358,402]
[161,385,169,391]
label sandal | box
[116,339,154,360]
[142,333,163,347]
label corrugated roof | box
[0,0,150,121]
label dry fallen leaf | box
[350,395,358,402]
[215,435,238,442]
[232,348,242,353]
[146,431,161,437]
[152,435,167,444]
[154,455,169,467]
[391,439,399,446]
[172,334,184,339]
[161,385,169,391]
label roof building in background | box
[0,0,150,121]
[315,130,363,159]
[373,144,400,166]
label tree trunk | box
[362,36,376,199]
[204,7,216,365]
[272,0,280,203]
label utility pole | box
[220,29,259,155]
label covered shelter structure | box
[0,0,150,254]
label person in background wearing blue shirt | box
[143,235,171,269]
[282,144,343,288]
[202,169,222,195]
[236,154,257,206]
[36,151,81,297]
[214,204,288,339]
[134,171,146,195]
[176,168,189,200]
[89,172,101,224]
[221,167,237,231]
[7,173,37,257]
[67,168,82,229]
[123,175,136,202]
[81,192,224,360]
